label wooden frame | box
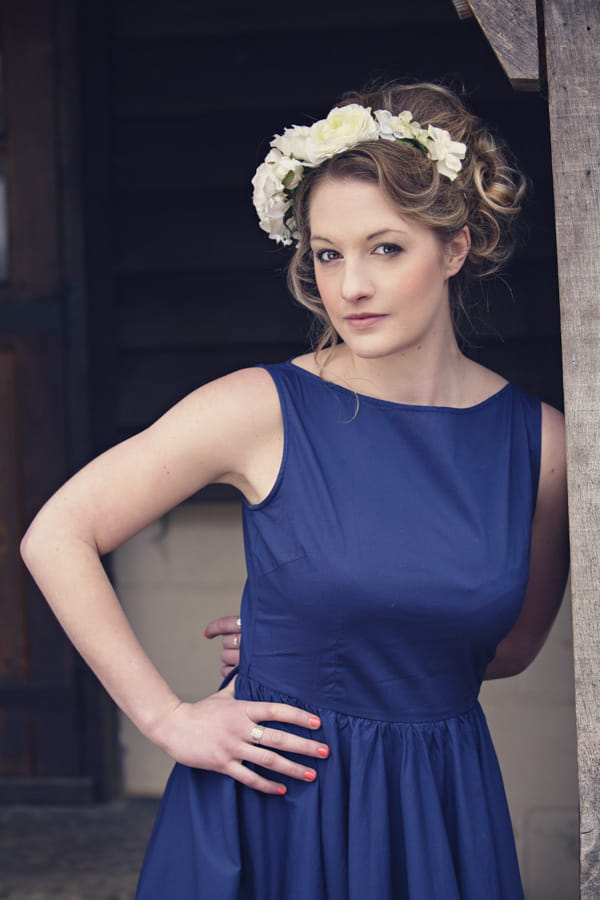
[454,1,600,894]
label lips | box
[344,313,387,330]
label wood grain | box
[543,0,600,894]
[463,0,540,90]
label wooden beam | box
[542,1,600,896]
[452,0,540,91]
[451,0,473,20]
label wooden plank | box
[117,270,310,347]
[1,0,62,299]
[16,334,81,777]
[115,190,281,271]
[115,183,555,274]
[0,347,26,682]
[542,0,600,895]
[114,260,558,350]
[114,0,458,38]
[113,26,510,119]
[113,98,553,191]
[0,346,30,775]
[454,0,540,91]
[116,345,304,434]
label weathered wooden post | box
[453,1,600,895]
[544,2,600,895]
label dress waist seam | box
[238,670,480,726]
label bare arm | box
[484,402,570,679]
[21,368,328,793]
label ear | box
[444,226,471,278]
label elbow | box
[20,505,64,573]
[20,516,48,573]
[484,644,540,680]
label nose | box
[340,259,374,303]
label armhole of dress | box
[530,396,543,520]
[243,365,290,512]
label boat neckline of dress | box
[285,358,512,413]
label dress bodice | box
[238,361,541,722]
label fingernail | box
[203,629,209,638]
[303,770,316,782]
[277,786,286,795]
[317,746,329,758]
[308,716,320,728]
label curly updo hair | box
[287,81,528,350]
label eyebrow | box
[310,228,408,243]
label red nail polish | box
[303,770,316,782]
[277,786,286,795]
[317,746,329,758]
[308,716,320,728]
[203,629,209,638]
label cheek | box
[314,269,336,308]
[400,259,446,298]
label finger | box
[223,634,241,650]
[245,702,322,731]
[244,744,319,783]
[220,665,235,678]
[226,760,287,796]
[220,649,239,668]
[204,615,242,639]
[252,726,329,761]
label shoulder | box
[164,365,282,437]
[536,402,567,511]
[172,366,284,503]
[142,365,284,493]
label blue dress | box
[136,359,540,899]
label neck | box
[324,339,470,407]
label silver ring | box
[236,617,242,628]
[232,635,239,648]
[251,725,265,745]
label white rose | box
[425,125,466,181]
[256,193,294,245]
[271,125,312,161]
[252,160,282,210]
[271,155,305,191]
[304,105,379,165]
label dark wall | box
[82,0,561,454]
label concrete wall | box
[113,504,578,899]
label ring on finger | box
[251,725,265,745]
[232,634,239,648]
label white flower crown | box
[251,104,467,246]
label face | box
[308,178,469,362]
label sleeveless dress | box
[136,359,541,900]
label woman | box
[21,82,569,898]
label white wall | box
[113,504,578,899]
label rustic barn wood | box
[0,0,113,802]
[0,348,28,776]
[451,0,539,90]
[452,0,599,892]
[114,0,458,37]
[541,0,600,895]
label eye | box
[373,243,402,256]
[314,248,341,264]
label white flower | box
[374,109,416,141]
[425,125,467,181]
[304,105,379,165]
[252,105,468,243]
[254,190,294,245]
[251,151,305,244]
[271,125,312,162]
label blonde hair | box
[286,82,528,352]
